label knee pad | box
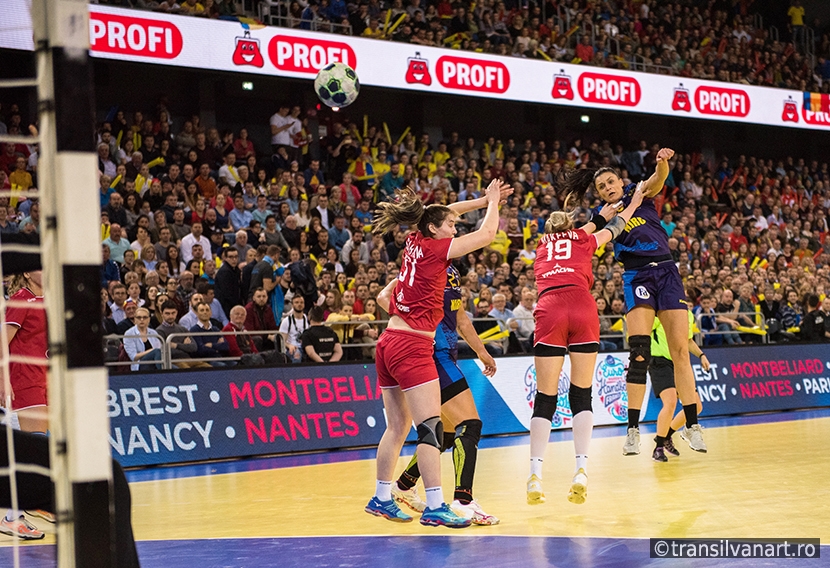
[569,385,592,415]
[627,335,651,385]
[532,391,557,421]
[416,416,444,450]
[441,432,456,452]
[455,419,482,445]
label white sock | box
[572,411,593,469]
[425,486,443,510]
[575,455,588,473]
[375,480,392,502]
[4,509,17,522]
[529,416,552,473]
[529,457,544,479]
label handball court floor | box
[2,409,829,567]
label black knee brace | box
[455,419,482,445]
[569,385,592,415]
[532,391,558,421]
[627,335,651,385]
[441,431,456,452]
[417,416,444,450]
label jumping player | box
[649,309,707,462]
[365,181,508,528]
[0,270,52,539]
[527,185,644,505]
[560,150,708,456]
[382,265,499,525]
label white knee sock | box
[572,411,593,473]
[529,416,552,477]
[375,480,392,502]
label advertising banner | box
[4,5,830,131]
[109,344,830,467]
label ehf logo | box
[635,286,650,299]
[524,365,572,427]
[596,355,627,422]
[551,69,574,100]
[232,29,264,68]
[405,52,432,86]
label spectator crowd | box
[4,90,830,371]
[102,0,830,92]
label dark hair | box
[309,306,325,323]
[373,187,451,237]
[559,166,619,209]
[161,300,179,312]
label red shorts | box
[376,329,439,391]
[12,385,48,411]
[534,287,600,351]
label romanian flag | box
[803,92,830,114]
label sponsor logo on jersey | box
[694,85,750,117]
[268,35,356,73]
[541,264,576,278]
[577,72,640,106]
[635,286,651,300]
[596,355,627,422]
[436,55,510,93]
[405,52,432,86]
[90,12,183,59]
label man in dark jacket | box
[244,287,278,350]
[190,302,230,366]
[215,247,242,317]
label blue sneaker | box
[420,503,472,528]
[365,496,413,523]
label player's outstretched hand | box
[630,182,646,208]
[656,148,675,163]
[486,179,509,203]
[497,180,514,204]
[598,203,618,221]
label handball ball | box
[314,62,359,109]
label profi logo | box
[405,52,431,86]
[671,83,691,112]
[268,35,357,74]
[577,72,640,106]
[782,96,799,123]
[436,55,509,93]
[694,86,750,117]
[232,30,264,68]
[551,70,574,100]
[89,11,183,59]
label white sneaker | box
[391,485,426,513]
[527,474,546,505]
[567,468,588,505]
[681,424,708,453]
[451,499,500,525]
[623,427,640,455]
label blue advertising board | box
[109,343,830,467]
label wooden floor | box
[2,410,829,567]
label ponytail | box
[558,166,619,211]
[373,187,452,238]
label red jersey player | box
[527,184,643,507]
[365,180,509,528]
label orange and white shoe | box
[0,516,45,540]
[26,510,56,524]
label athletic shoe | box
[526,474,546,505]
[451,500,500,525]
[0,516,45,540]
[663,436,680,457]
[364,496,413,523]
[623,427,640,455]
[567,468,588,505]
[420,504,471,528]
[392,486,426,513]
[681,424,708,453]
[652,446,668,462]
[25,510,56,524]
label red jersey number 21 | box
[546,239,572,261]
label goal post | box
[31,0,113,566]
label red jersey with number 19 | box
[389,232,453,332]
[535,229,597,292]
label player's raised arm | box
[642,148,674,198]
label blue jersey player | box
[379,265,500,525]
[561,147,707,456]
